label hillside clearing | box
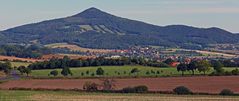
[45,43,115,53]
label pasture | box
[30,65,237,78]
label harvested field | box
[45,43,116,53]
[41,54,96,60]
[0,76,239,94]
[0,55,42,62]
[195,50,237,57]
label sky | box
[0,0,239,33]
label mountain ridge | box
[1,7,239,49]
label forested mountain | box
[1,7,239,49]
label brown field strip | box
[0,76,239,94]
[41,54,96,60]
[0,55,42,62]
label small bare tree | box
[99,78,116,91]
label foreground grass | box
[31,65,237,78]
[0,90,238,101]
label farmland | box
[0,55,41,62]
[0,76,239,94]
[41,54,95,60]
[0,90,238,101]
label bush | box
[224,71,232,76]
[121,85,148,93]
[96,67,104,75]
[49,70,58,77]
[219,89,234,96]
[134,85,148,93]
[122,87,136,93]
[83,82,98,91]
[231,68,239,75]
[209,71,224,76]
[173,86,192,95]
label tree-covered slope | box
[1,7,239,49]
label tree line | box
[177,60,239,76]
[0,62,11,74]
[28,56,170,70]
[0,45,51,58]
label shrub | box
[83,82,98,91]
[173,86,192,95]
[122,87,135,93]
[61,67,72,76]
[231,68,239,75]
[134,85,148,93]
[81,72,84,76]
[121,85,148,93]
[86,71,89,75]
[210,71,224,76]
[49,70,58,77]
[224,71,232,76]
[101,79,116,91]
[219,89,234,96]
[96,67,104,75]
[131,68,140,74]
[151,70,155,74]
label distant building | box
[110,55,121,59]
[170,62,180,67]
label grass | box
[31,65,237,78]
[0,90,238,101]
[10,62,31,67]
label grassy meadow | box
[30,65,237,78]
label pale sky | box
[0,0,239,33]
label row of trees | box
[0,45,51,58]
[177,60,239,76]
[177,60,211,76]
[165,58,239,68]
[17,66,31,76]
[28,56,169,70]
[48,67,105,77]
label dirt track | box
[0,76,238,94]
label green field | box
[31,65,237,78]
[10,62,31,67]
[0,90,238,101]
